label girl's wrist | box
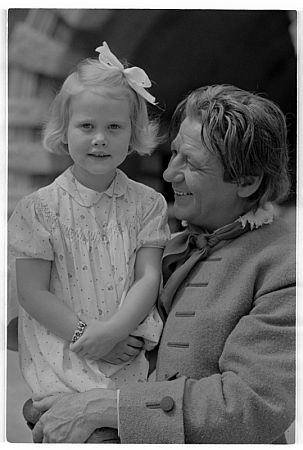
[95,319,125,345]
[71,318,87,343]
[106,316,129,341]
[79,313,92,325]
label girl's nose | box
[163,160,184,183]
[92,132,107,147]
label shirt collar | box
[183,202,275,234]
[237,202,275,230]
[55,166,127,207]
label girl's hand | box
[70,320,122,360]
[102,335,144,364]
[32,393,65,414]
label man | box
[30,85,295,443]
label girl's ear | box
[237,175,263,198]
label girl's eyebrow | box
[109,119,129,124]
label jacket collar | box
[55,165,127,207]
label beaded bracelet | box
[71,318,87,343]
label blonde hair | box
[43,58,160,156]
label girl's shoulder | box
[117,169,166,204]
[16,181,57,209]
[14,168,71,215]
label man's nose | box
[163,159,184,183]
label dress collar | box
[55,166,127,207]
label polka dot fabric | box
[8,167,170,396]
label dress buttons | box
[160,396,175,412]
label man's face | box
[163,117,245,231]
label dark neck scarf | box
[159,220,250,318]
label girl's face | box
[65,88,132,191]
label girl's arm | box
[70,247,162,359]
[109,246,163,336]
[16,258,79,341]
[7,317,18,351]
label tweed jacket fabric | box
[119,215,295,443]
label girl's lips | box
[88,153,111,158]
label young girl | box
[8,42,170,397]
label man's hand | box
[102,335,144,364]
[32,389,118,443]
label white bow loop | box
[95,42,156,105]
[95,42,123,70]
[124,67,152,88]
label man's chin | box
[173,206,191,223]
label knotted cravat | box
[159,220,250,318]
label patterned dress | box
[8,166,170,396]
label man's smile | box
[174,189,193,197]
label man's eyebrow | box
[171,136,180,148]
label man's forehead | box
[173,118,203,147]
[180,117,201,134]
[172,118,217,164]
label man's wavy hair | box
[43,58,160,156]
[169,85,291,206]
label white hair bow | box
[95,42,157,105]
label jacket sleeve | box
[118,257,295,443]
[119,376,187,443]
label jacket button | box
[160,396,175,412]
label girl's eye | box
[108,124,121,130]
[80,123,93,130]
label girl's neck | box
[72,165,116,193]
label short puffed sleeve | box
[7,195,54,324]
[8,195,54,261]
[137,191,170,249]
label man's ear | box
[237,175,263,198]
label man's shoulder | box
[218,214,295,271]
[244,213,295,251]
[229,214,295,279]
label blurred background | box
[6,8,297,443]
